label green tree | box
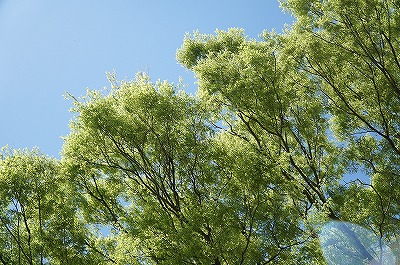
[281,0,400,261]
[62,74,223,263]
[176,0,400,263]
[2,0,400,264]
[62,72,328,264]
[177,27,341,264]
[0,148,105,264]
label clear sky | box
[0,0,293,158]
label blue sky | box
[0,1,293,158]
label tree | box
[2,0,400,264]
[281,0,400,262]
[0,148,105,264]
[176,0,400,263]
[177,27,343,264]
[63,73,318,264]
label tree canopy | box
[1,0,400,264]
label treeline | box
[1,0,400,264]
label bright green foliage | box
[63,74,224,263]
[61,70,329,263]
[177,27,341,264]
[2,0,400,264]
[175,0,400,263]
[0,148,104,265]
[63,73,317,264]
[280,0,400,261]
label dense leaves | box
[2,0,400,264]
[0,148,103,264]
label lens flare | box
[319,221,395,265]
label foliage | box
[2,0,400,264]
[0,148,104,264]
